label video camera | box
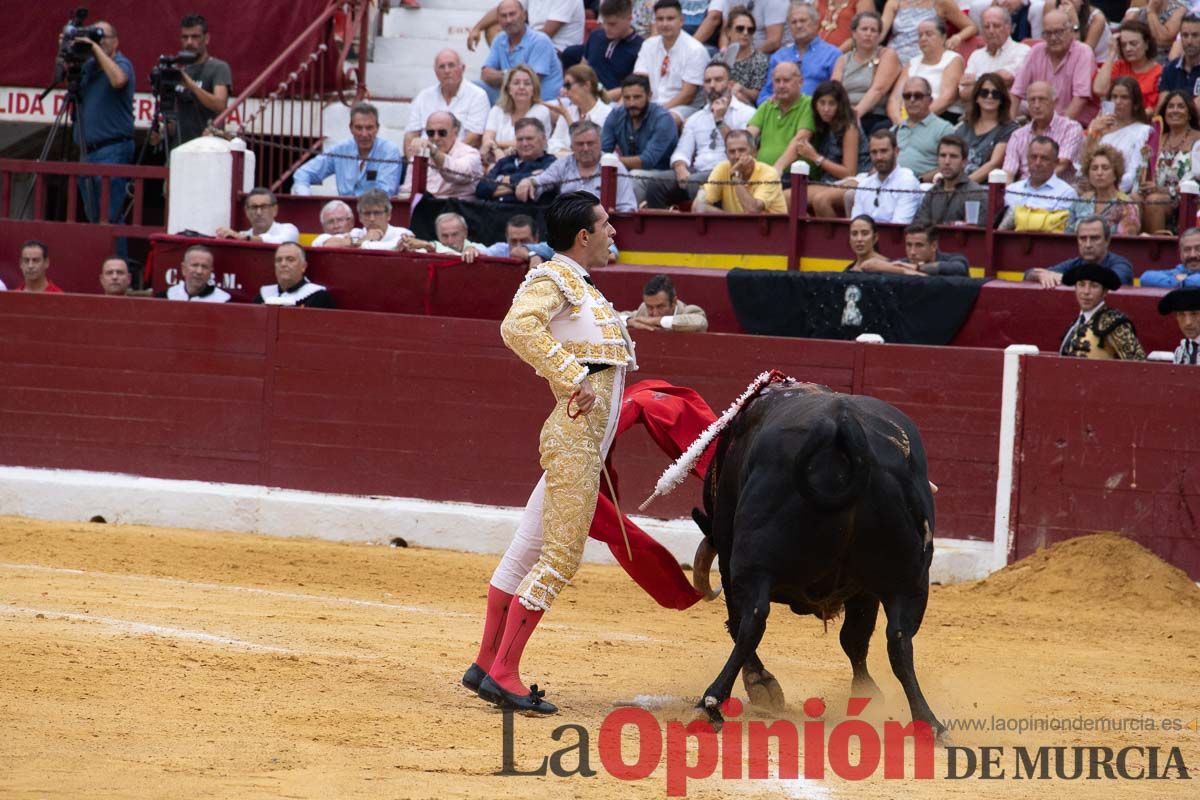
[58,7,104,67]
[149,51,199,113]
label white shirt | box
[909,51,964,115]
[405,81,492,137]
[485,103,554,143]
[240,221,300,244]
[350,224,413,250]
[519,0,585,50]
[0,277,6,291]
[165,283,232,303]
[548,99,613,154]
[706,0,790,49]
[850,167,922,223]
[965,37,1030,79]
[1004,174,1078,211]
[670,97,756,172]
[633,31,710,107]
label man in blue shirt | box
[291,102,403,197]
[601,74,679,203]
[73,20,135,224]
[1024,216,1135,287]
[481,0,564,103]
[475,118,557,203]
[756,2,839,105]
[1141,228,1200,288]
[581,0,644,100]
[1157,14,1200,109]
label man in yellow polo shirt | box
[694,130,788,214]
[746,61,815,176]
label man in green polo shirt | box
[747,61,815,176]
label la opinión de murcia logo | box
[498,697,1192,796]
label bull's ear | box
[691,507,712,536]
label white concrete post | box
[992,344,1038,572]
[167,137,256,235]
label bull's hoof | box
[698,695,725,731]
[743,669,786,709]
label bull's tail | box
[793,402,872,511]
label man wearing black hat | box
[1158,288,1200,365]
[1059,262,1145,360]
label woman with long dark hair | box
[1135,89,1200,232]
[1088,76,1157,192]
[790,82,867,217]
[953,73,1018,183]
[845,215,884,271]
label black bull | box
[690,382,944,735]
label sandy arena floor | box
[0,515,1197,799]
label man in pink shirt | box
[1003,81,1084,181]
[402,111,484,199]
[1012,9,1099,126]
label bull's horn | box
[691,539,723,601]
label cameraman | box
[74,20,135,224]
[175,14,232,143]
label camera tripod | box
[15,74,90,221]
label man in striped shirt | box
[1002,82,1084,181]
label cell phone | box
[1101,100,1115,115]
[366,169,377,181]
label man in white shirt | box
[320,188,414,250]
[163,245,231,303]
[632,0,710,124]
[695,0,789,54]
[645,61,755,208]
[849,129,922,223]
[998,135,1078,230]
[467,0,585,52]
[215,188,300,244]
[959,6,1031,101]
[404,50,491,150]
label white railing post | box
[992,344,1039,572]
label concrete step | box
[380,7,481,40]
[383,0,495,17]
[373,35,488,70]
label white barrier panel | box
[167,137,255,235]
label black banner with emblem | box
[727,269,986,345]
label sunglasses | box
[563,80,575,88]
[425,128,450,138]
[901,92,928,101]
[977,88,1003,100]
[733,24,755,33]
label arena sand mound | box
[960,533,1200,613]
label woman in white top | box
[1088,76,1157,194]
[548,64,612,155]
[887,17,965,124]
[480,65,555,167]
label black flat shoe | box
[477,675,558,714]
[462,663,487,692]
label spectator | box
[693,129,789,213]
[347,189,414,250]
[1045,0,1112,65]
[790,81,867,218]
[291,102,403,197]
[851,223,970,275]
[1156,287,1200,364]
[480,0,563,104]
[581,0,645,100]
[404,50,491,151]
[162,245,231,302]
[810,0,878,50]
[1087,76,1156,192]
[633,0,711,123]
[1094,20,1163,113]
[479,214,549,266]
[1140,227,1200,287]
[99,256,132,296]
[469,0,586,54]
[601,74,680,203]
[959,6,1030,100]
[695,0,788,55]
[1059,261,1145,360]
[954,72,1019,184]
[844,214,885,269]
[623,274,709,331]
[403,212,488,258]
[647,61,755,209]
[175,14,232,144]
[517,120,639,212]
[849,129,923,223]
[1003,82,1085,180]
[1024,215,1135,287]
[1157,14,1200,107]
[912,135,989,226]
[480,65,555,167]
[215,188,300,244]
[72,19,134,225]
[1013,10,1099,126]
[548,64,613,154]
[402,112,486,200]
[999,136,1079,231]
[890,77,955,179]
[833,10,902,136]
[476,117,557,202]
[1066,144,1141,235]
[256,243,333,308]
[311,200,356,247]
[1128,0,1188,64]
[1136,90,1200,233]
[747,62,816,175]
[889,18,965,124]
[881,0,977,66]
[16,240,63,293]
[718,6,772,107]
[756,2,841,106]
